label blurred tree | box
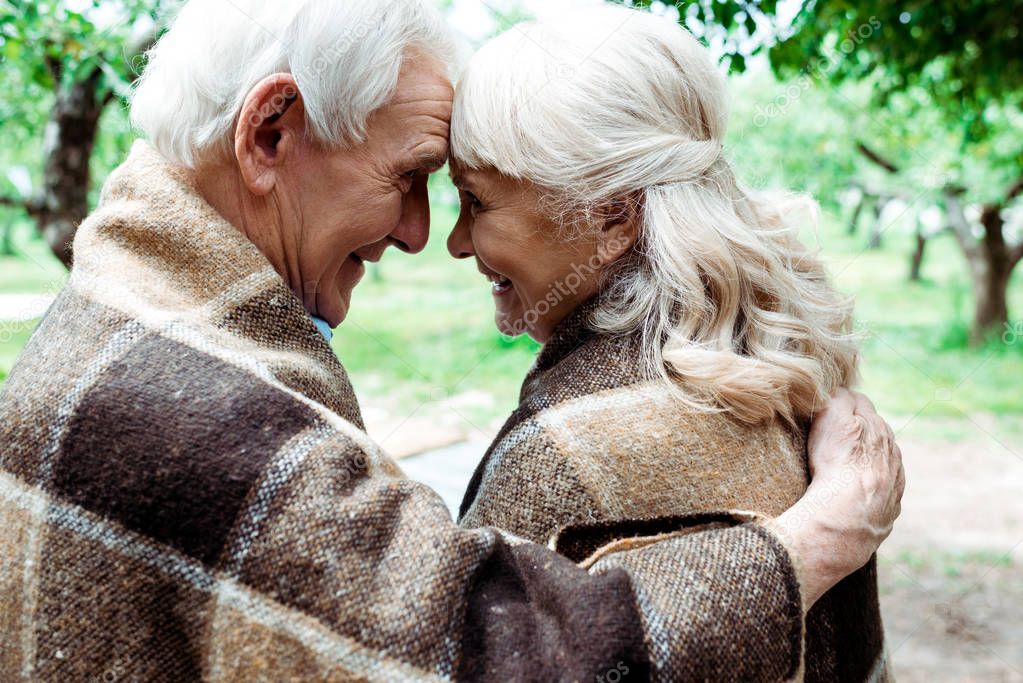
[0,0,165,267]
[772,1,1023,342]
[634,0,1023,342]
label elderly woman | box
[449,6,890,682]
[0,0,903,680]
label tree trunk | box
[35,69,107,268]
[867,196,886,250]
[909,222,927,282]
[971,261,1011,343]
[970,207,1014,343]
[943,189,1021,345]
[847,192,865,236]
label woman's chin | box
[495,312,548,343]
[495,315,522,338]
[494,306,527,338]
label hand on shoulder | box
[776,388,905,608]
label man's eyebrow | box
[417,149,449,173]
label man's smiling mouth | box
[350,244,387,268]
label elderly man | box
[0,1,903,680]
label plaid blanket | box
[1,142,807,682]
[460,302,891,682]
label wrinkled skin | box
[782,388,905,606]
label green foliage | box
[0,0,163,209]
[0,325,34,385]
[623,0,782,72]
[634,0,1023,206]
[0,0,162,93]
[769,1,1023,126]
[725,63,860,207]
[630,1,1022,117]
[820,210,1023,420]
[489,3,532,34]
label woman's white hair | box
[131,0,455,168]
[452,5,858,427]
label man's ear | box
[597,192,641,263]
[234,73,306,196]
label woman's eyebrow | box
[449,170,476,190]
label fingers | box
[894,442,906,499]
[818,386,856,419]
[851,389,877,418]
[852,412,884,464]
[876,414,895,460]
[880,418,899,483]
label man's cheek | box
[363,201,403,244]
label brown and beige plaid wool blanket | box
[2,142,808,681]
[460,302,891,682]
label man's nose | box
[446,212,474,260]
[389,177,430,254]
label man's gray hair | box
[131,0,456,168]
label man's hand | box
[775,388,905,609]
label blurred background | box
[0,0,1020,679]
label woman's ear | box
[234,73,306,196]
[597,192,641,263]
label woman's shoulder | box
[506,378,809,519]
[458,414,606,543]
[518,329,644,418]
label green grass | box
[0,324,35,386]
[815,216,1023,433]
[2,198,1020,440]
[0,219,68,294]
[0,219,67,387]
[879,547,1014,585]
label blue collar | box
[312,316,333,341]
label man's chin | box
[318,289,353,328]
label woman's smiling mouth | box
[478,262,513,295]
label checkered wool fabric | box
[460,303,892,682]
[2,142,806,682]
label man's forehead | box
[386,79,453,143]
[390,61,454,105]
[389,86,454,111]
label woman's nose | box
[390,178,430,254]
[446,211,474,259]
